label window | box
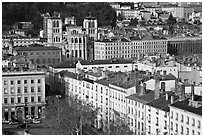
[171,111,173,119]
[156,117,159,126]
[31,87,34,92]
[176,113,178,120]
[24,97,28,103]
[24,80,27,84]
[4,81,8,85]
[17,80,21,84]
[116,66,119,68]
[186,116,189,124]
[11,98,14,104]
[18,97,21,103]
[17,87,21,94]
[164,120,167,129]
[192,118,195,126]
[175,124,178,132]
[186,128,189,135]
[124,65,128,68]
[31,97,34,102]
[181,126,183,134]
[31,80,34,84]
[10,80,14,85]
[38,96,41,102]
[4,98,8,104]
[4,88,8,94]
[11,87,14,94]
[198,120,201,129]
[192,130,195,135]
[38,86,41,92]
[24,87,28,93]
[181,114,183,122]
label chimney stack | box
[191,82,195,101]
[171,95,174,103]
[140,82,147,96]
[166,93,168,101]
[154,75,160,100]
[181,84,185,99]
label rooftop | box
[86,71,102,77]
[14,45,61,51]
[51,60,77,68]
[126,90,155,104]
[170,95,202,116]
[147,92,179,112]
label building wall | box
[184,86,202,96]
[2,38,40,48]
[83,18,98,41]
[47,18,63,46]
[167,38,202,56]
[2,71,46,121]
[76,62,137,72]
[169,106,202,135]
[94,39,168,60]
[144,79,176,92]
[179,66,202,85]
[16,49,61,66]
[146,105,169,135]
[155,66,178,78]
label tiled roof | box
[51,59,133,68]
[80,59,133,65]
[61,71,78,79]
[86,72,102,77]
[50,60,77,68]
[170,96,202,116]
[95,79,110,86]
[14,45,61,51]
[126,90,155,104]
[147,92,179,112]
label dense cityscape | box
[2,2,202,135]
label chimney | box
[181,84,185,99]
[154,75,160,100]
[140,82,146,96]
[163,70,167,76]
[166,93,168,101]
[191,82,195,101]
[171,95,174,103]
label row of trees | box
[42,95,99,135]
[42,94,133,135]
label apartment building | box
[2,69,46,121]
[169,94,202,135]
[146,92,178,135]
[2,37,40,48]
[14,44,62,66]
[167,37,202,56]
[161,6,194,20]
[116,9,140,20]
[126,90,155,135]
[50,59,137,73]
[94,38,168,60]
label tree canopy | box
[2,2,116,32]
[42,95,99,135]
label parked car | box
[2,120,10,124]
[9,121,20,125]
[32,118,42,124]
[17,123,27,128]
